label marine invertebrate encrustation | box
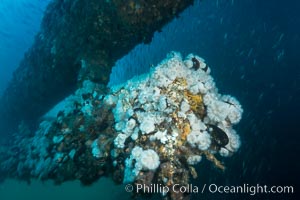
[106,52,243,198]
[0,52,243,200]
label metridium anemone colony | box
[106,52,242,184]
[0,52,243,200]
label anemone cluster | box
[0,52,243,200]
[100,52,243,189]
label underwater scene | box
[0,0,299,200]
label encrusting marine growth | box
[0,52,243,200]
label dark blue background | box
[0,0,48,95]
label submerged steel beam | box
[0,0,194,135]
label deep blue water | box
[0,0,299,199]
[0,0,49,95]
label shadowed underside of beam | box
[0,0,194,135]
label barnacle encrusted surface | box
[0,52,243,200]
